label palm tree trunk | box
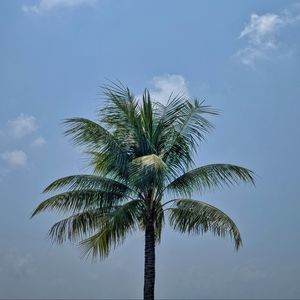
[143,219,155,300]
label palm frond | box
[64,118,130,178]
[141,90,154,136]
[154,201,164,243]
[80,200,145,259]
[31,190,126,217]
[169,199,242,250]
[64,118,117,150]
[163,99,217,154]
[138,89,156,155]
[100,82,142,138]
[48,207,119,244]
[154,94,187,133]
[167,164,255,197]
[43,175,130,195]
[161,133,195,178]
[154,98,217,176]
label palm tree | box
[31,82,254,300]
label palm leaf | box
[43,174,130,194]
[31,190,126,217]
[64,118,129,178]
[154,201,164,243]
[169,199,242,250]
[64,118,118,150]
[80,200,145,259]
[154,98,217,176]
[138,89,156,155]
[162,99,217,155]
[167,164,255,197]
[48,207,119,244]
[100,82,142,141]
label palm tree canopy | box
[32,82,254,259]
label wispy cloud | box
[0,114,45,173]
[147,74,189,105]
[240,14,282,44]
[236,5,300,66]
[22,0,96,14]
[32,136,46,147]
[8,114,37,138]
[1,150,28,167]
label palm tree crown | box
[32,82,254,299]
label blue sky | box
[1,0,300,298]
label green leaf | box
[154,98,218,176]
[80,200,145,259]
[167,164,255,197]
[162,99,217,157]
[169,199,242,250]
[100,82,142,146]
[43,174,130,194]
[154,201,164,243]
[31,190,126,217]
[64,118,130,178]
[48,207,119,244]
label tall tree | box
[32,83,254,300]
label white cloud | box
[22,0,96,14]
[236,6,300,66]
[148,74,189,105]
[240,14,282,44]
[32,136,46,147]
[8,114,37,138]
[1,150,28,167]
